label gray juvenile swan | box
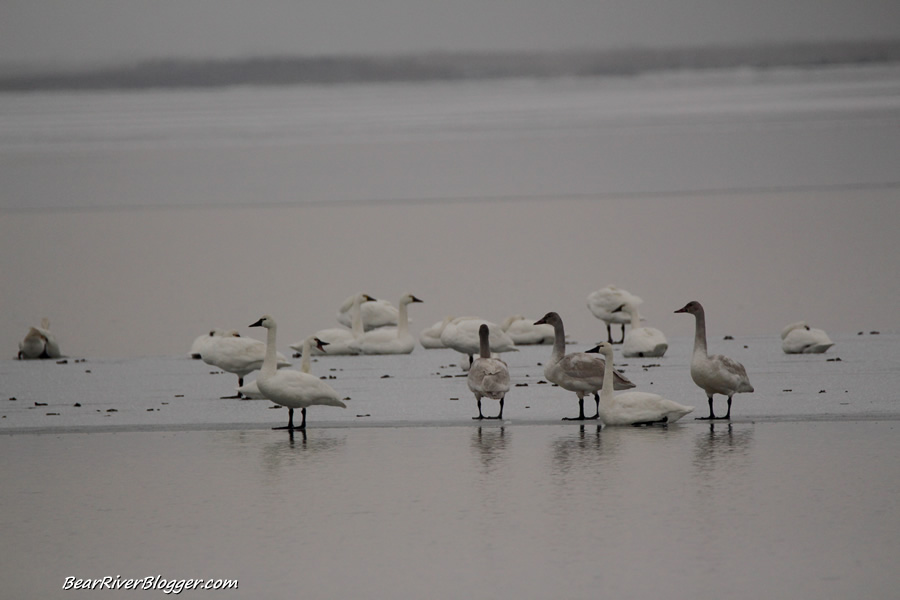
[467,324,511,420]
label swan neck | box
[626,304,640,329]
[599,350,615,409]
[692,311,708,358]
[550,320,566,362]
[397,301,409,337]
[351,295,364,336]
[262,325,279,376]
[300,338,312,373]
[479,331,491,359]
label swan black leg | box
[564,397,587,421]
[220,376,245,399]
[618,324,626,344]
[274,407,307,430]
[718,397,733,420]
[495,397,504,420]
[695,396,717,420]
[606,324,614,344]
[473,398,485,420]
[587,392,601,420]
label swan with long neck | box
[534,311,635,420]
[250,315,346,430]
[354,293,423,354]
[302,293,373,355]
[588,342,692,425]
[621,303,668,358]
[675,300,754,420]
[587,285,643,344]
[201,329,290,399]
[780,321,834,354]
[239,336,327,399]
[467,324,511,420]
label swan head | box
[313,336,329,353]
[534,312,561,327]
[401,293,424,305]
[675,301,703,316]
[586,342,614,358]
[249,315,277,329]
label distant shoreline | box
[2,40,900,92]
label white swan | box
[587,285,643,344]
[18,318,62,360]
[440,317,516,368]
[675,301,754,420]
[336,294,399,331]
[467,324,511,420]
[201,330,291,399]
[301,293,371,356]
[534,312,636,421]
[781,321,834,354]
[419,316,455,349]
[249,315,346,430]
[354,293,423,355]
[588,342,693,425]
[501,315,555,345]
[190,329,238,360]
[621,303,668,358]
[239,336,327,399]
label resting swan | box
[501,315,555,345]
[534,311,635,421]
[354,293,423,355]
[302,293,372,356]
[587,342,693,425]
[201,330,290,399]
[621,303,668,358]
[18,318,62,360]
[419,316,455,349]
[249,315,346,430]
[336,294,400,331]
[467,324,511,420]
[440,317,516,368]
[781,321,834,354]
[675,301,754,420]
[587,285,643,344]
[190,329,238,360]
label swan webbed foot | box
[586,414,600,420]
[562,416,586,421]
[695,415,716,420]
[472,415,485,420]
[714,415,731,420]
[220,394,243,399]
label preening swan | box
[587,285,643,344]
[419,316,455,349]
[534,312,635,421]
[675,301,754,420]
[501,315,555,345]
[250,315,346,430]
[336,294,400,331]
[587,342,692,426]
[467,324,511,420]
[621,303,668,358]
[18,318,62,360]
[354,293,423,355]
[239,336,327,399]
[190,329,237,360]
[301,293,372,356]
[440,317,516,368]
[781,321,834,354]
[200,330,290,399]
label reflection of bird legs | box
[273,407,306,430]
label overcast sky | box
[2,0,900,68]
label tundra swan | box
[675,301,754,420]
[18,318,62,359]
[239,336,327,399]
[249,315,346,430]
[302,293,372,356]
[588,342,692,425]
[336,294,399,331]
[190,329,238,360]
[587,285,643,343]
[501,315,554,345]
[781,321,834,354]
[467,324,511,420]
[201,330,290,399]
[354,293,423,355]
[621,303,668,358]
[534,311,635,420]
[440,317,516,368]
[419,316,455,349]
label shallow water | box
[2,421,899,599]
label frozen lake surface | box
[2,334,899,599]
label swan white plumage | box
[440,317,516,368]
[18,318,62,360]
[419,316,455,349]
[301,293,372,356]
[675,301,754,420]
[239,336,327,399]
[467,324,511,420]
[336,294,400,331]
[190,329,238,360]
[501,315,555,345]
[781,321,834,354]
[621,303,668,358]
[534,311,636,421]
[587,285,643,344]
[200,329,290,399]
[588,342,693,426]
[354,293,423,355]
[249,315,346,430]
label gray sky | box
[2,0,900,67]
